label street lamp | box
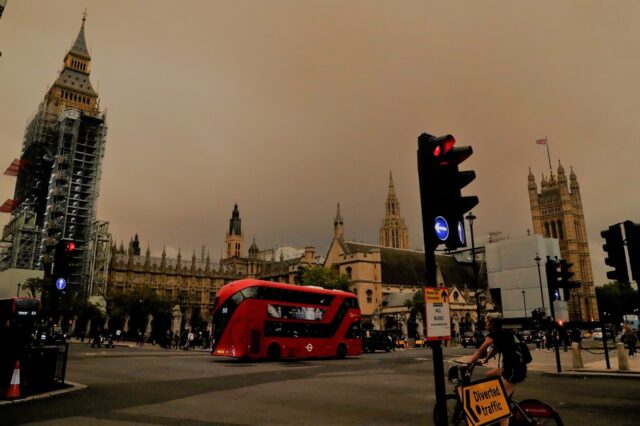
[522,290,527,319]
[534,254,546,315]
[465,211,479,328]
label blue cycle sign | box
[55,278,66,290]
[434,216,449,241]
[457,221,466,245]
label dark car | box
[461,331,476,348]
[362,330,393,353]
[521,330,535,344]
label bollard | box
[617,342,630,371]
[571,342,583,369]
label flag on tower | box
[536,137,547,145]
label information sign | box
[424,287,451,341]
[456,376,511,426]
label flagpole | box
[545,136,552,173]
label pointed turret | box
[205,251,211,274]
[160,245,167,271]
[249,238,259,258]
[557,160,567,187]
[334,202,344,239]
[176,248,182,270]
[144,245,151,268]
[191,249,197,273]
[570,166,580,193]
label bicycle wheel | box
[512,399,563,426]
[433,394,468,425]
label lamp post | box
[465,211,479,328]
[16,282,20,297]
[522,290,527,319]
[535,254,546,315]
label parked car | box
[461,331,476,348]
[582,329,592,339]
[362,330,393,353]
[521,330,535,344]
[592,328,603,340]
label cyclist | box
[467,313,527,426]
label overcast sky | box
[1,1,638,285]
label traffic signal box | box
[52,239,75,283]
[417,133,478,250]
[545,258,562,302]
[623,220,640,282]
[601,224,629,283]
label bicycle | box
[433,361,563,425]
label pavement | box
[450,341,640,379]
[3,339,638,407]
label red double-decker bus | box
[210,279,362,360]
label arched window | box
[453,291,459,302]
[366,289,373,304]
[551,222,557,238]
[557,221,564,240]
[544,222,550,237]
[345,266,352,280]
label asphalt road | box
[1,344,639,425]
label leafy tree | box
[298,265,351,291]
[596,281,638,324]
[20,277,46,298]
[404,289,425,338]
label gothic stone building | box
[528,162,598,321]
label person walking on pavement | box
[622,325,637,357]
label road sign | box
[55,278,66,290]
[424,287,451,341]
[456,376,511,426]
[457,221,465,245]
[434,216,449,241]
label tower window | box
[345,267,352,280]
[557,221,564,240]
[366,289,373,304]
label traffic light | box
[545,257,561,301]
[417,133,478,250]
[601,224,629,283]
[52,239,76,282]
[623,220,640,282]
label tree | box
[404,290,425,339]
[596,281,638,324]
[298,265,351,291]
[20,277,46,298]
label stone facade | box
[528,162,598,321]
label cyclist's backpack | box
[515,334,533,364]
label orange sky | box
[1,1,639,285]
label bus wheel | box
[267,343,281,361]
[337,343,347,359]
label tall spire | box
[380,170,409,249]
[71,10,91,59]
[334,202,344,239]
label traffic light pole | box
[545,260,562,373]
[424,246,447,426]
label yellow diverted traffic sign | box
[456,376,511,426]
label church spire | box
[379,170,409,249]
[71,10,91,59]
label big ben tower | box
[528,162,598,321]
[0,13,108,295]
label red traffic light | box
[65,242,75,252]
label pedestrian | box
[621,325,637,357]
[467,313,527,426]
[570,328,582,349]
[187,330,194,350]
[137,329,144,347]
